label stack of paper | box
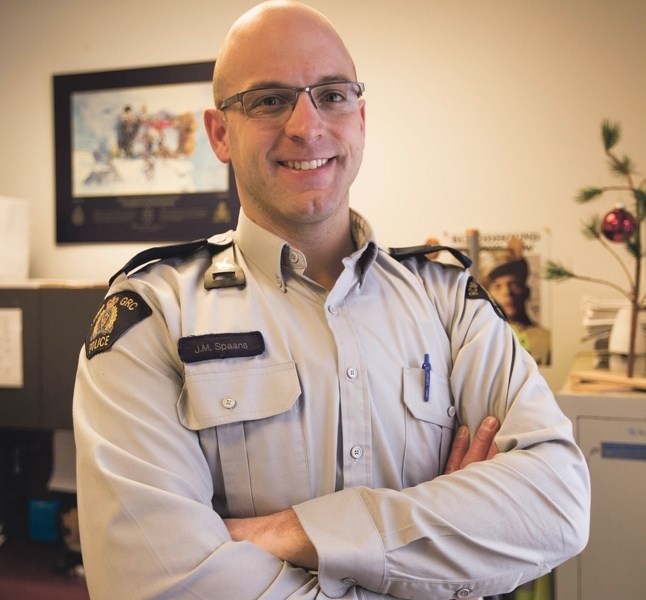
[581,296,628,368]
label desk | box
[0,281,106,429]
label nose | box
[501,283,514,298]
[283,91,324,140]
[299,87,319,110]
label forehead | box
[491,274,522,285]
[219,8,356,93]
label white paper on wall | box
[0,195,29,279]
[0,307,23,387]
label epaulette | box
[389,244,505,320]
[388,244,472,269]
[109,232,235,286]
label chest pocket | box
[402,367,456,486]
[178,361,308,517]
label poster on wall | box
[54,61,239,243]
[435,229,552,366]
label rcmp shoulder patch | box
[85,291,153,359]
[465,276,507,320]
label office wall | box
[1,0,645,390]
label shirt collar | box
[349,210,379,286]
[234,208,379,290]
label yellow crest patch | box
[85,292,152,358]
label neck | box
[245,207,355,291]
[286,215,355,291]
[301,227,356,291]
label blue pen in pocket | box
[422,353,431,402]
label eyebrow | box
[240,74,356,91]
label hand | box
[224,508,318,570]
[225,417,500,568]
[444,416,500,474]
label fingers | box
[460,416,500,469]
[486,440,499,461]
[444,425,470,474]
[443,416,500,475]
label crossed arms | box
[225,417,501,570]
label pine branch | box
[608,155,636,177]
[601,119,620,151]
[543,260,574,281]
[581,217,600,240]
[625,238,641,259]
[543,259,632,299]
[552,273,633,302]
[597,234,636,286]
[575,187,603,203]
[575,184,632,204]
[635,188,646,214]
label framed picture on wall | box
[53,61,239,243]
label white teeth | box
[283,159,328,170]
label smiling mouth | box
[280,158,329,171]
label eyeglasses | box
[218,81,365,122]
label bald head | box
[212,1,356,105]
[203,0,366,238]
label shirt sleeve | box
[293,266,591,600]
[73,278,375,600]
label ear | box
[204,108,231,163]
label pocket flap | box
[403,367,456,428]
[179,361,301,430]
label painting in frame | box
[54,61,238,243]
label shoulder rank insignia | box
[389,244,472,268]
[85,292,153,359]
[109,239,210,285]
[109,232,235,285]
[465,276,507,320]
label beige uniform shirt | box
[73,209,589,599]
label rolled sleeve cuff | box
[294,488,385,598]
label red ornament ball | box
[601,207,636,242]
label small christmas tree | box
[544,120,646,377]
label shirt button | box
[221,397,236,410]
[346,366,359,379]
[328,305,339,316]
[350,446,363,459]
[288,250,299,264]
[456,588,472,598]
[447,406,456,417]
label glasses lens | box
[242,89,296,119]
[311,82,363,114]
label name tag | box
[178,331,265,363]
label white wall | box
[1,0,645,390]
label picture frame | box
[54,61,239,243]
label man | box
[485,256,551,366]
[73,2,590,599]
